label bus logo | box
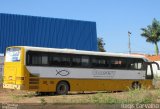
[56,69,70,76]
[92,70,116,78]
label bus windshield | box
[5,47,21,62]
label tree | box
[141,18,160,55]
[97,37,106,52]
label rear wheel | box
[56,81,69,95]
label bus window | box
[110,58,119,69]
[137,62,143,70]
[105,59,110,68]
[91,57,105,68]
[5,48,21,62]
[81,56,89,67]
[72,56,81,67]
[61,55,71,67]
[29,53,48,66]
[42,56,48,65]
[49,54,61,66]
[119,58,127,69]
[32,55,41,65]
[110,58,127,69]
[128,59,143,70]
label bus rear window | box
[5,48,21,62]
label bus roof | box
[10,46,146,59]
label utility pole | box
[128,31,131,54]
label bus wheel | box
[56,81,69,95]
[132,81,141,89]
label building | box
[0,13,98,79]
[0,13,97,54]
[146,55,160,62]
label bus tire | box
[56,81,69,95]
[132,81,141,89]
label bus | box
[3,46,160,95]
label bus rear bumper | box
[3,84,25,90]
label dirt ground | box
[0,88,109,104]
[1,80,160,104]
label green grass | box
[4,85,160,104]
[9,92,36,103]
[87,88,158,104]
[22,92,36,98]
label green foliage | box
[141,18,160,55]
[105,96,120,104]
[23,92,35,98]
[97,37,106,52]
[88,88,154,104]
[127,88,153,104]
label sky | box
[0,0,160,54]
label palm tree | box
[141,18,160,55]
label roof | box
[12,46,146,59]
[146,55,160,61]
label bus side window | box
[119,58,127,69]
[27,53,31,65]
[72,56,81,67]
[99,59,106,67]
[61,55,71,67]
[130,63,136,70]
[91,57,105,68]
[128,59,143,70]
[137,62,142,69]
[42,55,48,65]
[109,58,127,69]
[105,59,110,68]
[49,54,61,66]
[110,58,119,69]
[32,55,42,65]
[92,58,98,67]
[81,56,89,67]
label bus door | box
[146,62,160,79]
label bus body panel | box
[26,66,146,80]
[25,78,153,92]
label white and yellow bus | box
[3,46,159,95]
